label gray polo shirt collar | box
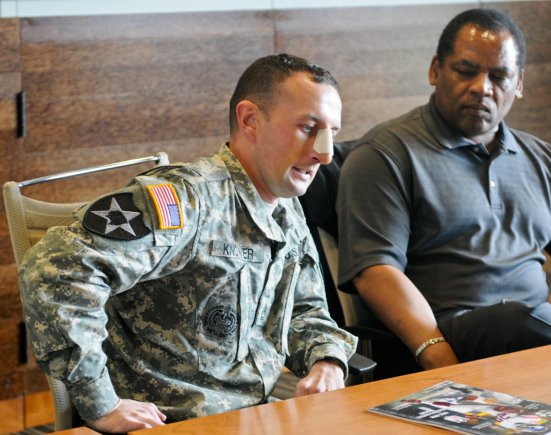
[422,94,520,155]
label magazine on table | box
[369,380,551,434]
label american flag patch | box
[146,183,183,230]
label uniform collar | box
[423,94,519,154]
[217,143,287,243]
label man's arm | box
[355,264,459,369]
[284,228,357,383]
[20,224,171,431]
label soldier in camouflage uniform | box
[19,53,357,433]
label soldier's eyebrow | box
[303,114,341,134]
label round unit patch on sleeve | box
[83,192,151,240]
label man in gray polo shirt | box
[337,8,551,370]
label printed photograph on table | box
[369,381,551,434]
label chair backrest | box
[3,186,84,269]
[299,140,400,367]
[299,138,364,326]
[4,152,169,269]
[317,226,370,328]
[2,151,169,431]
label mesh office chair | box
[299,140,420,381]
[3,152,169,431]
[315,226,419,380]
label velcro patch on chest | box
[146,183,184,230]
[83,193,151,240]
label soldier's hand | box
[293,359,344,397]
[87,398,167,433]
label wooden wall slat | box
[21,36,272,74]
[20,11,275,43]
[0,94,17,132]
[491,1,551,64]
[0,320,23,372]
[506,63,551,142]
[489,1,551,144]
[0,73,20,97]
[23,62,245,100]
[0,397,24,433]
[0,369,25,401]
[6,137,226,206]
[0,19,25,424]
[0,19,20,73]
[274,5,471,32]
[0,18,21,184]
[0,253,19,288]
[24,390,55,429]
[23,94,230,152]
[343,95,430,140]
[0,293,22,321]
[25,366,50,395]
[24,390,55,428]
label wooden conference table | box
[55,345,551,435]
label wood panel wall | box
[274,2,551,143]
[0,2,549,430]
[0,17,27,434]
[16,11,275,202]
[491,1,551,140]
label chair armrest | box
[347,352,377,376]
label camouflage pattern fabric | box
[19,144,357,422]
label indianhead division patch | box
[146,183,183,230]
[83,192,151,240]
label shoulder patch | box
[83,193,151,240]
[146,183,184,230]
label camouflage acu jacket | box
[19,144,357,422]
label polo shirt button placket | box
[488,163,502,210]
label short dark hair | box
[436,8,526,70]
[228,53,339,133]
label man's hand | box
[87,398,167,434]
[418,340,459,370]
[293,359,345,398]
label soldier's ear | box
[236,100,261,143]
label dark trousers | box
[437,301,551,362]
